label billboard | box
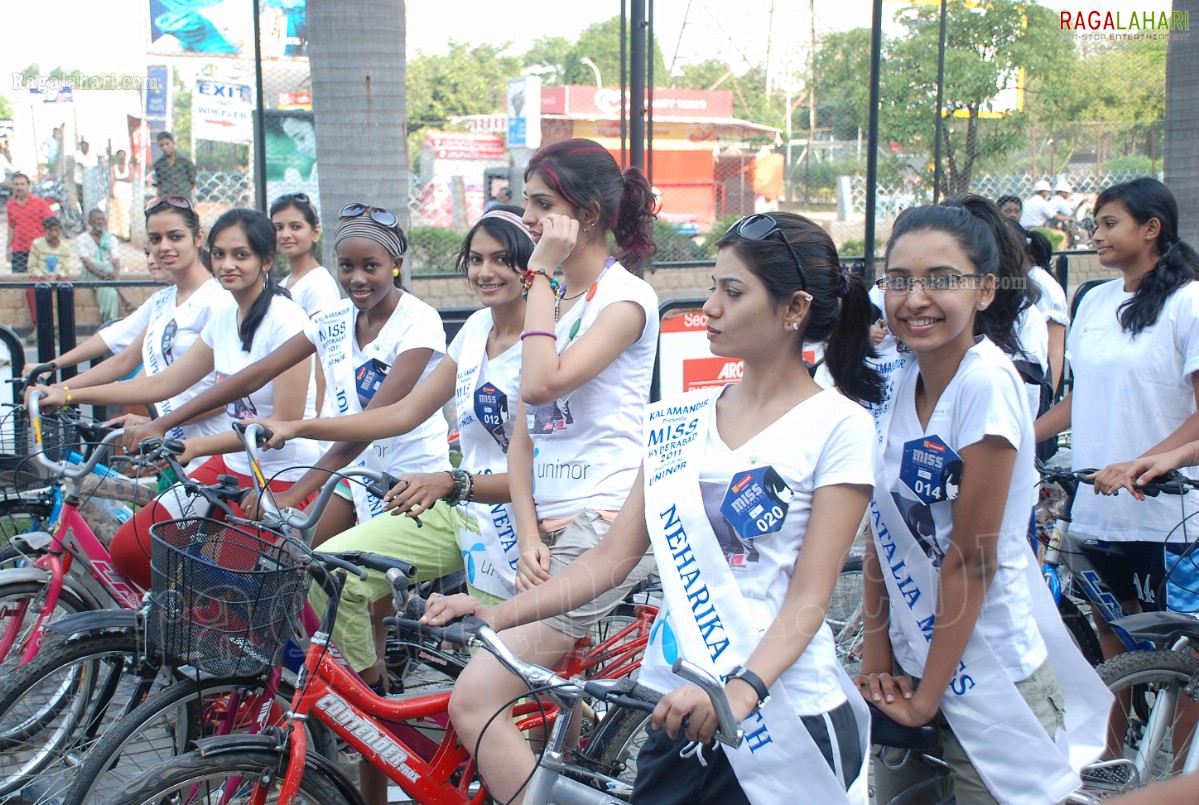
[264,109,319,212]
[192,76,254,144]
[148,0,308,58]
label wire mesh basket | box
[149,517,310,677]
[0,405,86,493]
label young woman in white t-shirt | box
[37,200,229,437]
[424,212,885,804]
[34,208,318,589]
[252,210,534,602]
[1036,178,1199,641]
[862,197,1107,804]
[271,192,339,317]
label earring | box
[978,303,987,310]
[393,268,400,277]
[790,322,799,331]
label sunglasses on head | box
[279,192,311,205]
[726,214,809,290]
[340,203,398,229]
[145,196,194,214]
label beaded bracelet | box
[62,385,72,406]
[521,268,560,293]
[441,467,475,506]
[521,330,556,341]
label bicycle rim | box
[1097,649,1199,789]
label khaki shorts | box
[872,659,1066,805]
[540,509,657,639]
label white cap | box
[1033,179,1052,193]
[1055,181,1073,194]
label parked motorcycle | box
[32,177,85,234]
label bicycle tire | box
[0,575,92,681]
[576,702,653,796]
[0,629,164,801]
[1096,649,1199,789]
[830,552,864,675]
[101,747,350,805]
[63,673,337,805]
[1059,595,1103,667]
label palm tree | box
[306,0,410,283]
[1164,0,1199,244]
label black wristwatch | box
[728,665,770,712]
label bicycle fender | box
[192,735,365,805]
[46,607,139,638]
[9,531,54,553]
[1109,611,1199,649]
[0,564,111,612]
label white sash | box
[453,316,520,599]
[870,360,1110,804]
[641,391,868,805]
[312,301,401,523]
[143,288,184,440]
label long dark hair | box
[207,209,291,352]
[525,138,658,274]
[716,212,884,404]
[455,216,534,275]
[1095,178,1199,336]
[886,194,1030,357]
[269,193,322,259]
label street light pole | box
[580,57,602,88]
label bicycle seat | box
[1108,611,1199,645]
[868,704,939,751]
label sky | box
[1,0,1170,80]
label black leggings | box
[630,699,862,804]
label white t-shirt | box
[143,279,233,441]
[1020,195,1055,228]
[1067,280,1199,542]
[449,308,524,597]
[526,263,659,518]
[1030,266,1068,327]
[202,295,319,481]
[281,267,340,318]
[99,295,154,354]
[644,388,874,713]
[304,294,449,496]
[1013,304,1050,422]
[878,338,1046,681]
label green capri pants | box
[308,501,502,673]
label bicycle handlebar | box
[28,390,125,478]
[1037,461,1199,497]
[407,615,744,748]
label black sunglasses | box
[279,192,311,204]
[340,203,398,229]
[727,214,808,290]
[145,195,194,214]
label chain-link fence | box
[5,0,1176,274]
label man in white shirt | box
[1052,181,1078,223]
[1020,180,1057,228]
[73,140,98,218]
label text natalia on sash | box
[641,389,868,805]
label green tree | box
[406,41,522,132]
[811,29,873,141]
[0,95,12,120]
[562,17,668,89]
[881,0,1074,195]
[523,36,572,85]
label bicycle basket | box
[149,517,310,677]
[0,407,87,493]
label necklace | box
[562,260,614,340]
[553,281,568,323]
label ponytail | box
[612,167,658,275]
[526,137,658,274]
[824,272,885,405]
[1096,178,1199,336]
[240,274,292,353]
[887,195,1030,357]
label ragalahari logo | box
[1060,9,1189,31]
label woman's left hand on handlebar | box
[27,383,65,409]
[652,683,755,744]
[420,592,488,627]
[383,472,452,520]
[243,417,294,449]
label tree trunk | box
[307,0,410,285]
[1165,0,1199,244]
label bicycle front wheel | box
[577,701,653,798]
[103,748,350,805]
[1097,649,1199,790]
[0,629,163,801]
[66,674,338,805]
